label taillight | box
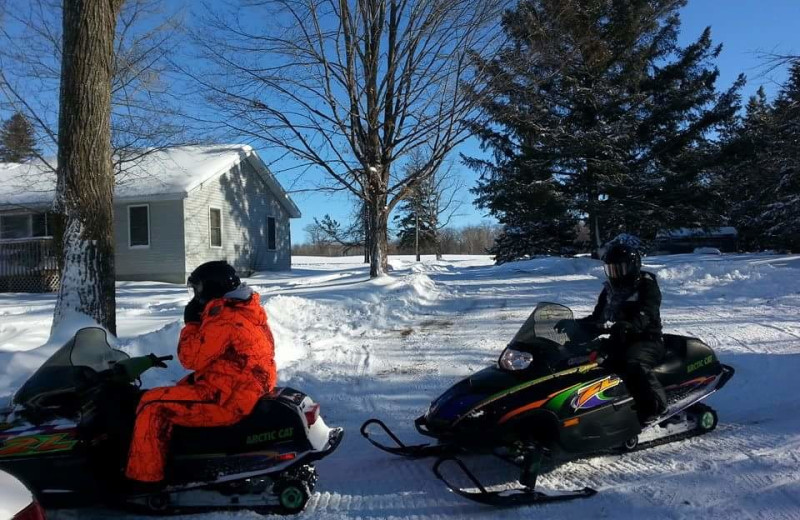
[14,501,46,520]
[304,403,320,426]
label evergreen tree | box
[468,0,742,261]
[715,87,778,250]
[717,62,800,252]
[394,177,440,258]
[761,62,800,251]
[0,112,39,162]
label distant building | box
[0,145,300,291]
[652,227,738,255]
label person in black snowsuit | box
[559,241,668,425]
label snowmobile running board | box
[360,419,455,459]
[432,456,596,507]
[646,364,735,429]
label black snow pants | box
[606,339,668,422]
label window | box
[128,205,150,248]
[267,216,277,250]
[209,208,222,248]
[0,213,54,240]
[0,214,30,240]
[32,213,54,237]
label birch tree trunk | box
[52,0,123,335]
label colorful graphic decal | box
[453,364,600,426]
[497,399,548,425]
[0,432,78,458]
[666,374,717,391]
[570,377,622,410]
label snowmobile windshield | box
[38,327,129,372]
[510,303,573,347]
[14,327,129,406]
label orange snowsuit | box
[125,289,276,482]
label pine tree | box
[761,62,800,251]
[394,177,440,259]
[468,0,742,261]
[715,87,777,250]
[718,62,800,252]
[0,112,39,162]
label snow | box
[0,145,253,207]
[0,253,799,519]
[0,469,33,519]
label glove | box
[147,353,168,368]
[184,298,205,324]
[114,354,170,381]
[610,321,633,344]
[554,319,576,335]
[116,355,156,381]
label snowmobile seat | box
[654,334,716,386]
[171,392,310,456]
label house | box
[0,145,301,289]
[651,227,738,255]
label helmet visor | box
[604,263,631,280]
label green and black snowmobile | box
[0,327,343,515]
[362,302,734,506]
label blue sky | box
[1,1,798,245]
[286,0,800,245]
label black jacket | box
[580,271,663,342]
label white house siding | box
[114,199,186,283]
[183,158,291,278]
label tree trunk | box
[368,197,389,277]
[363,202,371,264]
[52,0,122,335]
[415,211,420,262]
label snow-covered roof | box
[0,145,301,218]
[656,227,738,238]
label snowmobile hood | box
[427,367,517,424]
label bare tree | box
[0,0,188,171]
[193,0,506,277]
[53,0,123,334]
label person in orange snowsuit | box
[125,261,277,484]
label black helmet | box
[602,242,641,288]
[187,261,240,303]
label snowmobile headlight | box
[499,348,533,371]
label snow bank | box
[649,254,800,302]
[266,270,441,383]
[0,266,441,400]
[493,256,603,277]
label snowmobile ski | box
[432,449,596,507]
[360,418,455,458]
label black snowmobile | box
[0,327,343,515]
[362,302,734,506]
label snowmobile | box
[0,327,343,515]
[361,302,734,506]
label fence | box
[0,239,60,292]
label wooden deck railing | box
[0,239,60,292]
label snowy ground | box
[1,253,799,519]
